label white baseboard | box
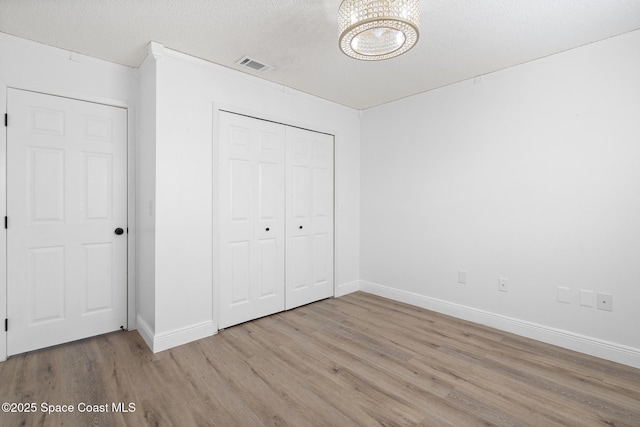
[135,315,216,353]
[360,280,640,369]
[151,320,217,353]
[135,314,155,351]
[335,280,360,297]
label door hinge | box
[4,113,7,127]
[4,216,6,229]
[4,319,7,332]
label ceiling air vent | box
[235,56,273,73]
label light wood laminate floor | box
[1,291,639,426]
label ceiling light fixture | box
[339,0,420,61]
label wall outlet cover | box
[597,293,613,311]
[499,277,508,292]
[458,270,467,284]
[579,289,595,308]
[557,286,571,304]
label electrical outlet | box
[597,293,613,311]
[458,270,467,284]
[498,277,508,292]
[579,289,594,308]
[557,286,571,304]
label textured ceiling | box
[1,0,640,109]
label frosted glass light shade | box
[339,0,420,61]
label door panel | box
[314,234,330,285]
[285,127,334,310]
[7,89,127,355]
[30,246,65,322]
[314,169,331,217]
[30,148,65,222]
[293,166,310,218]
[83,243,113,312]
[291,235,310,291]
[219,112,285,328]
[230,159,251,221]
[30,107,65,135]
[258,162,277,219]
[85,154,112,219]
[230,241,251,305]
[258,238,278,298]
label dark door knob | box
[299,226,303,229]
[265,227,270,231]
[115,228,124,235]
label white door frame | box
[0,84,137,361]
[212,103,337,331]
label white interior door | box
[6,89,128,355]
[218,112,286,328]
[285,127,334,310]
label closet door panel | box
[291,235,311,291]
[286,127,334,310]
[230,241,251,305]
[313,233,330,286]
[313,168,331,218]
[258,238,278,298]
[258,162,277,219]
[229,160,250,222]
[292,166,310,220]
[254,120,286,312]
[219,112,285,328]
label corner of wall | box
[135,314,155,351]
[139,313,217,355]
[150,321,217,353]
[335,280,361,297]
[135,48,158,348]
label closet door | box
[218,112,286,328]
[285,127,334,310]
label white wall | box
[140,44,361,351]
[135,50,158,345]
[0,33,137,361]
[361,30,640,367]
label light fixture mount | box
[339,0,420,61]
